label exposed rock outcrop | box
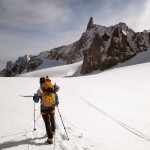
[81,21,150,74]
[86,17,94,31]
[1,18,150,76]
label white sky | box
[0,0,150,70]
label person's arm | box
[33,88,42,103]
[55,93,59,106]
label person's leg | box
[42,113,53,139]
[49,112,55,133]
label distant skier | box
[33,77,59,144]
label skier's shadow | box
[0,134,47,149]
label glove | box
[33,94,39,103]
[55,102,59,106]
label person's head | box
[40,77,46,86]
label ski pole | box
[57,107,69,140]
[33,101,36,131]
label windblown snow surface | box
[1,59,150,149]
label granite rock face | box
[81,22,150,74]
[1,18,150,76]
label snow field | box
[1,62,150,149]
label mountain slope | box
[19,47,150,78]
[19,61,82,77]
[1,17,150,77]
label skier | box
[33,77,59,144]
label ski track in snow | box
[72,89,150,142]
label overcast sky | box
[0,0,150,70]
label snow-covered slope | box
[19,61,83,77]
[19,47,150,78]
[0,62,150,150]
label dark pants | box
[41,108,55,139]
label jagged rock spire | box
[86,17,94,31]
[6,61,13,70]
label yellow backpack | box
[41,81,55,107]
[41,93,55,107]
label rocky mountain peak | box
[86,17,94,31]
[1,17,150,76]
[118,22,134,33]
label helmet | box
[40,77,45,85]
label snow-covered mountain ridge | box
[1,17,150,76]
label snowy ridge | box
[19,47,150,78]
[1,18,150,77]
[19,61,82,77]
